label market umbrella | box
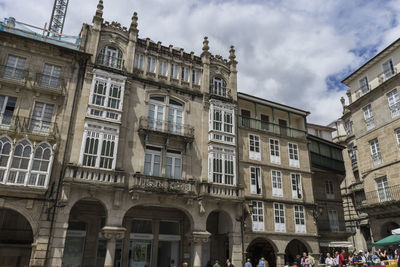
[373,234,400,246]
[392,228,400,235]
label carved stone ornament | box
[191,231,211,243]
[101,226,126,241]
[198,200,205,215]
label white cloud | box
[1,0,400,124]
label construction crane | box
[48,0,69,35]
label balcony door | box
[148,97,165,131]
[0,95,16,127]
[376,177,391,202]
[168,99,183,134]
[42,64,61,88]
[30,102,54,133]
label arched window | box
[210,77,227,97]
[8,139,32,185]
[28,143,52,187]
[0,136,12,183]
[98,46,123,69]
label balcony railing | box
[209,85,231,98]
[96,54,124,70]
[363,184,400,206]
[0,116,58,139]
[34,73,65,92]
[138,116,195,140]
[199,182,243,199]
[365,117,375,131]
[0,65,28,82]
[238,116,307,139]
[309,152,345,174]
[65,165,125,185]
[131,173,196,195]
[371,152,382,166]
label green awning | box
[373,235,400,246]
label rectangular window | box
[325,180,334,200]
[170,64,179,79]
[146,57,156,73]
[208,146,236,185]
[134,54,145,70]
[0,95,17,126]
[224,112,233,133]
[251,201,264,232]
[90,76,124,113]
[4,55,26,80]
[369,139,382,165]
[382,59,395,79]
[346,121,353,135]
[278,119,288,136]
[241,109,251,127]
[376,177,391,202]
[269,138,280,164]
[148,98,165,131]
[81,124,119,169]
[181,66,189,82]
[144,146,162,176]
[30,102,54,133]
[271,170,283,197]
[210,106,234,135]
[387,90,400,118]
[92,80,107,106]
[250,166,262,195]
[288,143,300,168]
[358,76,369,95]
[291,173,302,199]
[158,61,168,76]
[192,70,201,85]
[396,129,400,148]
[294,205,306,233]
[349,147,357,164]
[274,203,286,232]
[261,114,269,130]
[363,104,375,130]
[328,210,339,232]
[41,64,61,88]
[249,134,261,161]
[166,150,182,179]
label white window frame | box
[325,180,334,200]
[181,66,189,82]
[41,64,61,88]
[170,64,179,79]
[0,95,17,128]
[328,210,339,232]
[30,102,54,134]
[7,139,33,186]
[134,53,145,70]
[192,69,201,85]
[210,77,227,97]
[158,60,168,76]
[146,56,157,73]
[376,177,391,202]
[4,55,26,80]
[395,129,400,148]
[274,202,286,232]
[249,134,261,161]
[369,138,382,165]
[79,122,119,170]
[269,138,281,164]
[294,205,306,233]
[208,145,236,185]
[166,150,182,179]
[358,76,369,96]
[387,89,400,118]
[148,97,166,131]
[288,142,300,168]
[271,170,283,197]
[250,166,262,195]
[28,142,54,187]
[0,136,13,184]
[382,58,395,79]
[144,146,162,177]
[363,104,375,130]
[251,201,264,232]
[209,103,235,144]
[291,173,302,199]
[168,100,184,134]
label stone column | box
[102,226,126,267]
[276,253,285,267]
[228,232,243,267]
[191,231,210,267]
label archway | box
[381,222,399,238]
[122,205,192,267]
[206,210,233,266]
[285,239,309,265]
[246,238,276,267]
[0,208,33,267]
[62,198,107,267]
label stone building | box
[331,37,400,250]
[0,18,89,266]
[307,124,353,254]
[237,93,319,267]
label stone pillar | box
[102,226,126,267]
[228,232,242,267]
[47,209,69,267]
[191,231,210,267]
[276,253,285,267]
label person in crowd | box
[325,252,335,267]
[308,254,315,267]
[182,262,188,267]
[213,260,221,267]
[339,250,346,267]
[379,249,387,261]
[295,255,302,267]
[244,258,252,267]
[284,262,290,267]
[372,252,381,265]
[226,258,234,267]
[334,251,339,267]
[257,257,267,267]
[353,251,364,267]
[301,252,311,267]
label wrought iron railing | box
[138,116,195,139]
[238,116,307,139]
[363,184,400,206]
[96,54,124,70]
[0,116,58,138]
[34,73,65,91]
[0,65,28,82]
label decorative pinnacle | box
[229,45,236,61]
[130,12,138,30]
[340,96,345,107]
[202,36,209,52]
[95,0,104,18]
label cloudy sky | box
[1,0,400,124]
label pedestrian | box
[182,262,188,267]
[308,254,315,267]
[206,260,212,267]
[213,260,221,267]
[258,257,267,267]
[379,249,388,261]
[339,250,346,267]
[226,258,234,267]
[295,255,302,267]
[334,251,339,267]
[325,253,334,267]
[301,252,311,267]
[245,258,252,267]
